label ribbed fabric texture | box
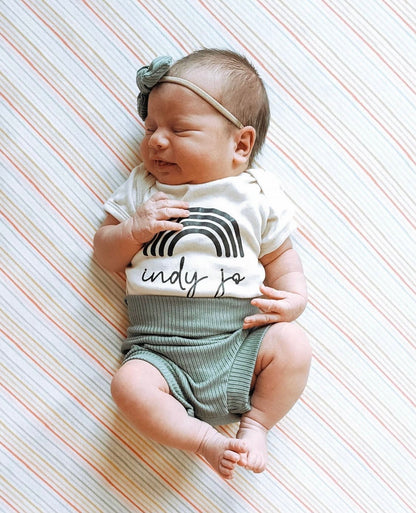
[124,295,268,425]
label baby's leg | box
[111,359,247,479]
[237,322,311,472]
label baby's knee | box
[111,359,169,410]
[110,365,132,409]
[111,361,144,409]
[264,322,312,373]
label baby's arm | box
[243,238,307,329]
[93,192,189,272]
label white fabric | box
[104,164,296,297]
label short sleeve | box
[103,163,155,222]
[247,168,297,258]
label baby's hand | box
[127,192,189,244]
[243,284,306,329]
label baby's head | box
[137,49,270,184]
[166,49,270,165]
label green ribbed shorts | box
[122,296,269,425]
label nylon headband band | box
[159,76,244,129]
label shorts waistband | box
[125,295,258,337]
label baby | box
[94,49,311,479]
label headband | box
[136,56,244,129]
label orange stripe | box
[18,0,135,117]
[380,0,416,34]
[299,227,415,347]
[309,298,415,407]
[81,0,144,61]
[0,495,23,513]
[136,0,189,53]
[302,396,415,511]
[321,0,416,94]
[1,212,125,339]
[1,33,134,175]
[273,139,416,296]
[2,385,147,513]
[1,90,103,203]
[2,149,93,247]
[0,440,85,513]
[1,270,114,375]
[313,354,415,458]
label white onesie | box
[104,163,296,299]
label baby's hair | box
[168,49,270,165]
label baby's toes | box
[223,449,240,464]
[219,461,236,479]
[247,453,267,473]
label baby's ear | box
[234,126,256,165]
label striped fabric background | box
[1,1,415,512]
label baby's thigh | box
[111,359,170,407]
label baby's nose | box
[148,128,169,149]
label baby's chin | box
[147,163,186,185]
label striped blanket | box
[2,1,415,512]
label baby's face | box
[140,73,242,185]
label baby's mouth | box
[154,159,174,167]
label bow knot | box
[136,56,172,120]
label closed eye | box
[173,127,199,135]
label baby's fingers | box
[243,313,281,329]
[156,219,187,232]
[153,199,189,221]
[148,191,189,211]
[251,296,287,314]
[158,206,190,222]
[259,284,289,300]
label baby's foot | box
[236,416,269,473]
[196,427,247,479]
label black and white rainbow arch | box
[143,207,244,258]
